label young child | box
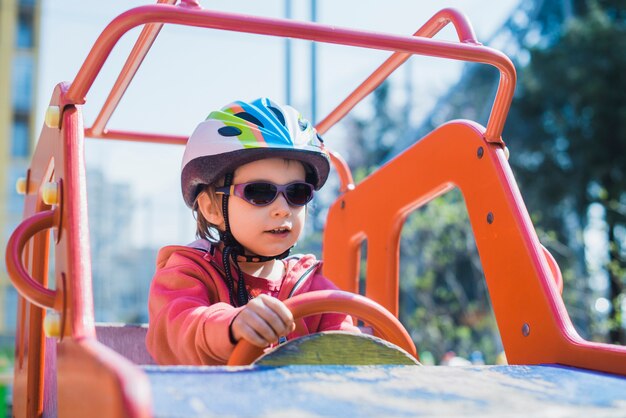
[146,97,359,365]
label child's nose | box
[270,193,291,216]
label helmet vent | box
[234,112,264,127]
[218,126,243,137]
[268,106,286,126]
[298,118,309,131]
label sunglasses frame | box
[215,181,315,207]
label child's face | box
[227,158,308,258]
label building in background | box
[1,1,153,332]
[0,0,41,337]
[86,168,155,323]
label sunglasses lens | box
[286,183,313,206]
[243,183,278,205]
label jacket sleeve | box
[146,253,243,365]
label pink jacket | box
[146,242,358,365]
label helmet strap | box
[220,172,250,306]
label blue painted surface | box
[496,364,626,408]
[144,364,626,417]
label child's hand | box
[230,294,296,347]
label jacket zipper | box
[287,262,320,298]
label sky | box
[37,0,520,247]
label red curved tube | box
[5,210,58,310]
[66,5,514,145]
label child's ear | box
[197,191,224,228]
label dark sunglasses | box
[215,181,315,207]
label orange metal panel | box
[57,339,151,418]
[323,121,626,376]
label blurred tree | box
[506,0,626,343]
[399,191,501,363]
[341,82,402,180]
[411,0,625,344]
[414,0,596,341]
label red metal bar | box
[285,290,416,357]
[68,5,514,144]
[327,150,354,193]
[84,128,187,145]
[316,8,479,136]
[316,8,482,191]
[89,0,178,137]
[82,5,487,194]
[60,105,97,340]
[5,210,59,310]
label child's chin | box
[255,244,295,258]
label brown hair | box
[192,184,223,243]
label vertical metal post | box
[285,0,292,104]
[404,58,413,124]
[310,0,317,123]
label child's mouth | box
[266,227,290,235]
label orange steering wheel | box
[227,290,418,366]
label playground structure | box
[5,1,626,417]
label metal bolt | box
[45,106,61,129]
[44,311,61,338]
[477,147,484,159]
[42,181,59,205]
[487,212,494,224]
[522,323,530,337]
[16,177,27,195]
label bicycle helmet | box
[181,98,330,307]
[181,97,330,208]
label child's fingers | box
[245,296,291,334]
[231,295,297,347]
[232,309,278,345]
[241,309,280,343]
[255,295,295,331]
[235,321,271,348]
[250,305,291,337]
